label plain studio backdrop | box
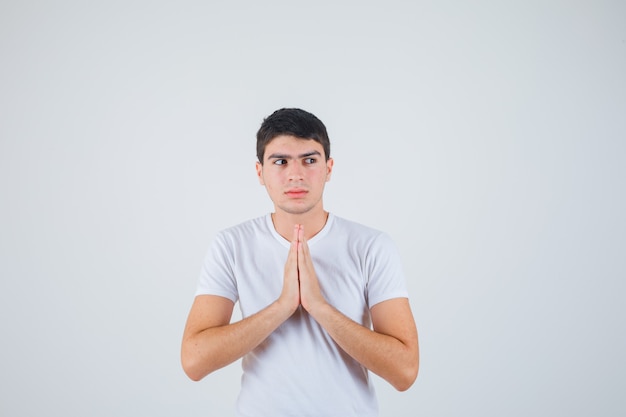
[1,1,624,416]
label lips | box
[285,188,308,198]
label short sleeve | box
[365,233,409,307]
[195,232,239,302]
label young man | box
[181,108,419,416]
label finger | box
[298,225,309,256]
[297,228,311,270]
[286,225,299,265]
[299,225,310,257]
[291,225,299,251]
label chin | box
[278,203,315,216]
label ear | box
[325,157,334,182]
[255,161,265,185]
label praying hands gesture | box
[182,224,418,390]
[279,224,326,315]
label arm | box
[306,298,419,391]
[181,294,294,381]
[181,227,301,381]
[296,225,419,391]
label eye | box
[273,159,287,166]
[304,158,317,164]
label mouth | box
[285,189,308,198]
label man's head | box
[256,108,331,164]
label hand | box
[296,225,327,314]
[278,225,301,315]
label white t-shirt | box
[196,213,409,417]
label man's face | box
[256,135,333,216]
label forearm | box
[308,302,419,391]
[182,300,293,381]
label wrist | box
[303,298,331,319]
[274,296,298,318]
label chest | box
[232,243,370,323]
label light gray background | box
[1,1,624,416]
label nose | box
[287,162,304,181]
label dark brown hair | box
[256,108,330,164]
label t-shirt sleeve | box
[195,232,239,302]
[365,232,410,307]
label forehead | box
[264,135,325,158]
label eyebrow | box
[267,150,322,160]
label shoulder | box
[329,214,398,251]
[214,215,272,244]
[327,215,405,284]
[330,214,386,241]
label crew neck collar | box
[265,213,335,248]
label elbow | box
[181,355,203,382]
[392,353,419,392]
[181,347,210,382]
[187,373,204,382]
[181,336,227,381]
[393,365,418,392]
[394,366,418,392]
[183,368,204,382]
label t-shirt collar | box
[265,213,335,248]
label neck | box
[271,209,329,241]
